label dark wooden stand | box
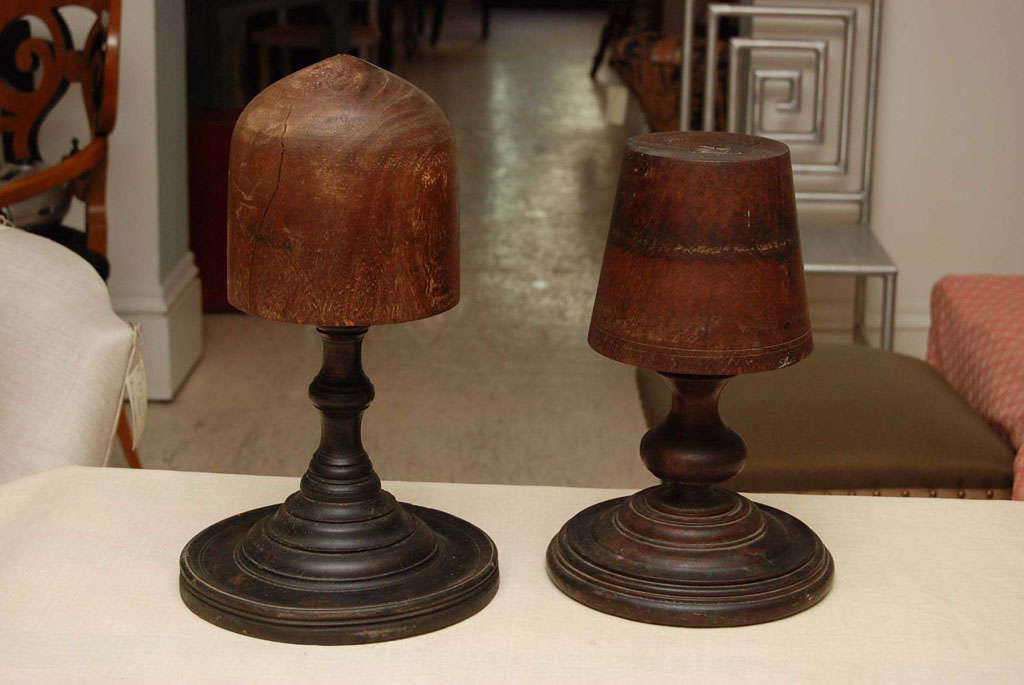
[547,374,833,627]
[180,327,498,644]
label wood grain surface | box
[227,55,459,326]
[588,131,812,375]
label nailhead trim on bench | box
[783,487,1010,500]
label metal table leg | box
[881,273,897,351]
[853,274,867,345]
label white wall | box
[153,0,192,282]
[106,0,202,399]
[867,0,1024,356]
[104,2,161,298]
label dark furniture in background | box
[186,0,351,109]
[608,32,728,131]
[425,0,490,48]
[187,109,239,312]
[0,0,140,469]
[589,0,661,77]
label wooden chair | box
[248,2,380,94]
[350,0,382,63]
[0,0,140,468]
[250,16,330,92]
[424,0,489,48]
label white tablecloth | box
[0,466,1021,683]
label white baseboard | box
[809,296,930,330]
[808,297,931,358]
[113,252,204,400]
[110,250,199,314]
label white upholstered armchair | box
[0,226,140,483]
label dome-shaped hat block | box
[179,56,497,644]
[547,132,833,627]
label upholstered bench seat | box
[636,344,1014,499]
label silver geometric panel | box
[681,0,881,222]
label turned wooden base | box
[547,484,832,627]
[180,502,497,644]
[179,327,498,643]
[548,374,833,627]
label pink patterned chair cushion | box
[928,275,1024,499]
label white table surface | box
[1,466,1022,684]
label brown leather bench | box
[636,343,1014,499]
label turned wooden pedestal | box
[180,328,498,644]
[547,375,833,627]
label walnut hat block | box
[226,54,458,325]
[588,131,813,374]
[547,132,833,627]
[179,55,497,645]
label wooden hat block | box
[547,132,833,627]
[179,56,498,644]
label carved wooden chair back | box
[0,0,121,254]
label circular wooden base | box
[180,503,498,644]
[547,485,833,627]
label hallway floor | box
[131,8,657,488]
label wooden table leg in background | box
[116,405,141,469]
